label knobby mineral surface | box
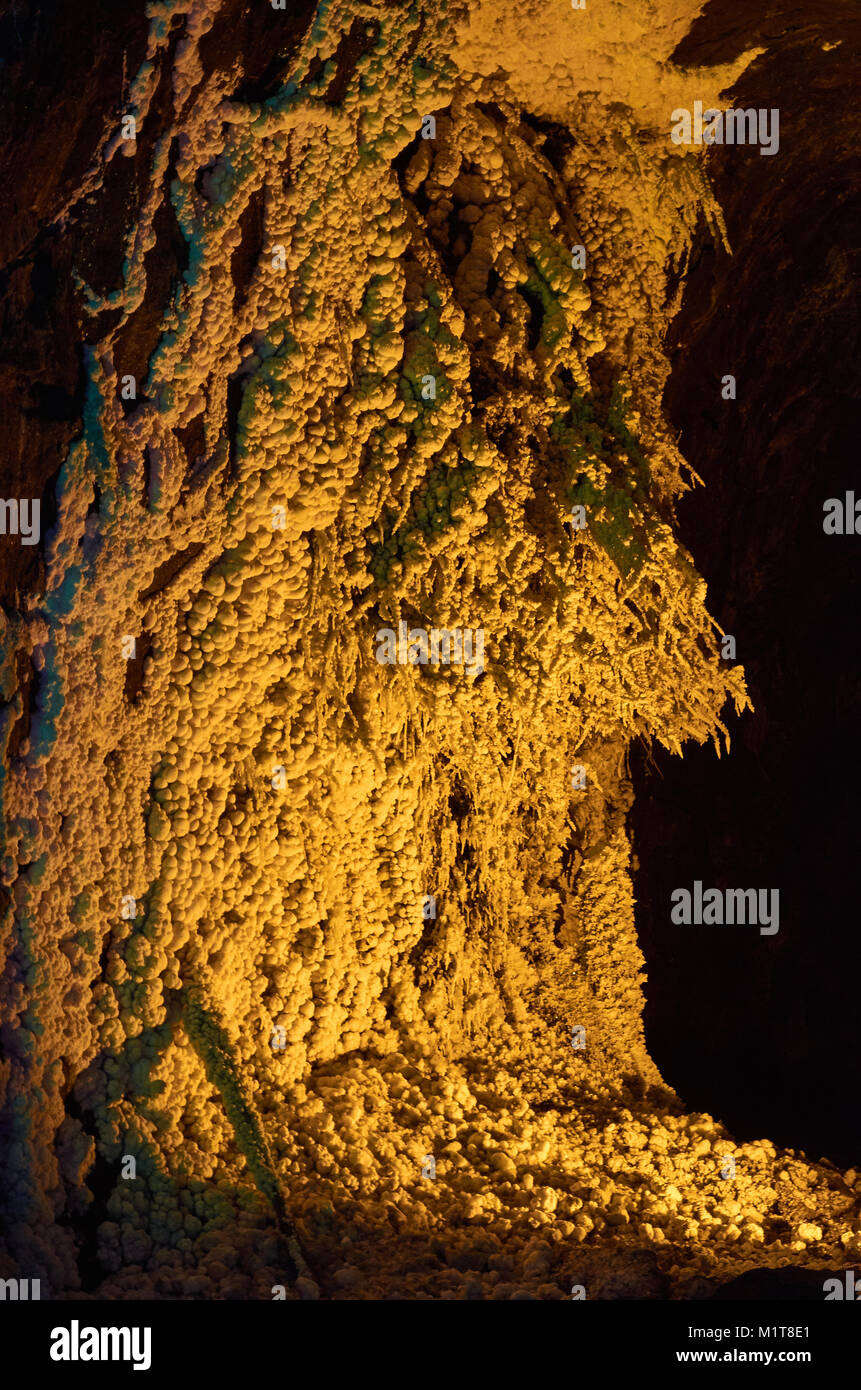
[0,0,856,1299]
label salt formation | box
[0,0,857,1299]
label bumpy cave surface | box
[0,0,858,1301]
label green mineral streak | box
[606,380,651,485]
[369,453,480,584]
[554,382,657,576]
[582,482,645,576]
[523,264,566,352]
[182,986,284,1220]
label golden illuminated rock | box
[0,0,856,1300]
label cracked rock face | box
[0,0,857,1300]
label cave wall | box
[0,0,857,1300]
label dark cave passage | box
[631,0,861,1167]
